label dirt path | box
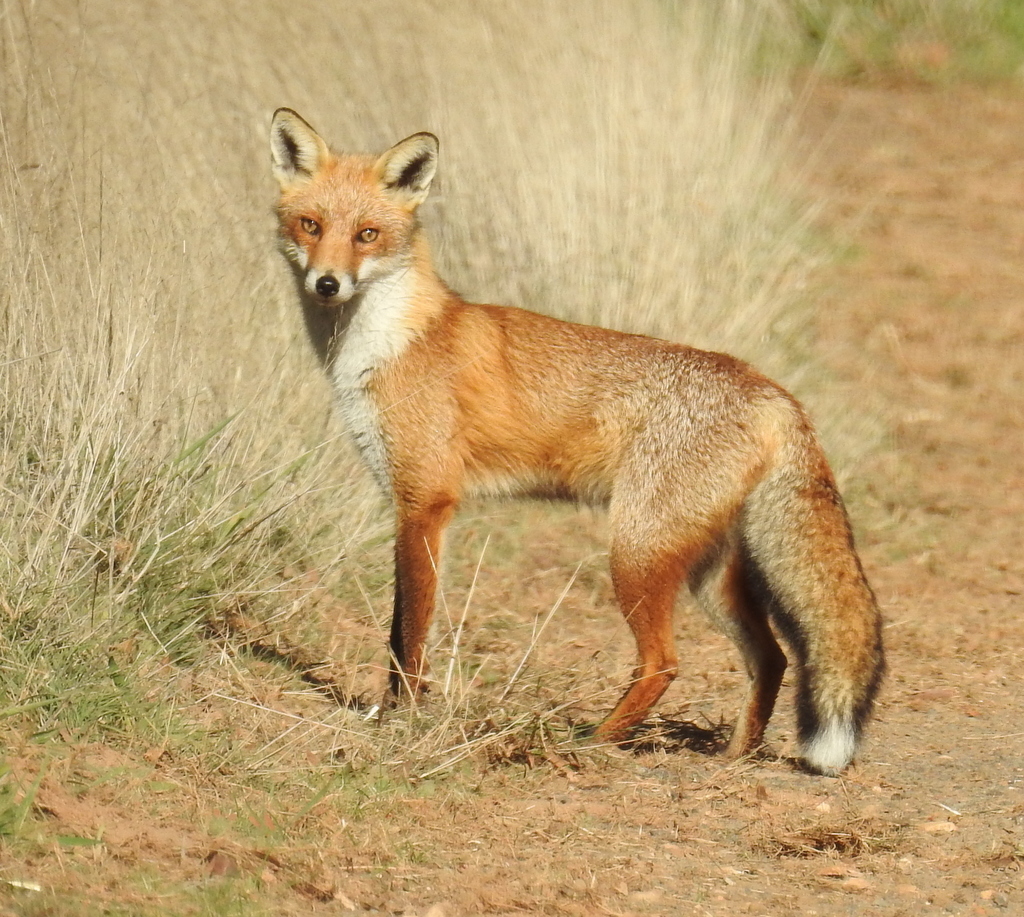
[794,78,1024,913]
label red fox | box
[269,108,884,775]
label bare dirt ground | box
[5,78,1024,916]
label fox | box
[268,108,884,776]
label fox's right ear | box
[270,108,331,188]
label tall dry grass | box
[0,0,829,756]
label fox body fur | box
[269,108,884,775]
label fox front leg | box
[387,498,457,699]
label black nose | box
[315,274,340,298]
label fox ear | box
[374,132,439,208]
[270,108,331,188]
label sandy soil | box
[5,78,1024,916]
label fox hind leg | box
[593,541,692,744]
[690,540,788,759]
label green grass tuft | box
[790,0,1024,80]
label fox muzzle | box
[307,270,355,304]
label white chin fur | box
[800,718,857,776]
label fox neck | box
[326,233,445,371]
[326,232,445,491]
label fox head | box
[270,108,438,305]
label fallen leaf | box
[841,877,872,891]
[909,687,958,710]
[629,889,663,904]
[919,820,957,834]
[293,880,336,902]
[818,864,862,878]
[206,852,239,877]
[143,745,167,764]
[1,879,42,892]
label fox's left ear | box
[374,132,439,209]
[270,108,331,189]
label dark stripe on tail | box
[738,540,884,750]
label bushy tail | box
[741,448,884,776]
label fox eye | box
[299,217,320,236]
[357,227,379,244]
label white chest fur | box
[329,271,416,492]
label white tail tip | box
[800,717,857,776]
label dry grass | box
[0,0,820,729]
[0,1,843,910]
[754,816,906,858]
